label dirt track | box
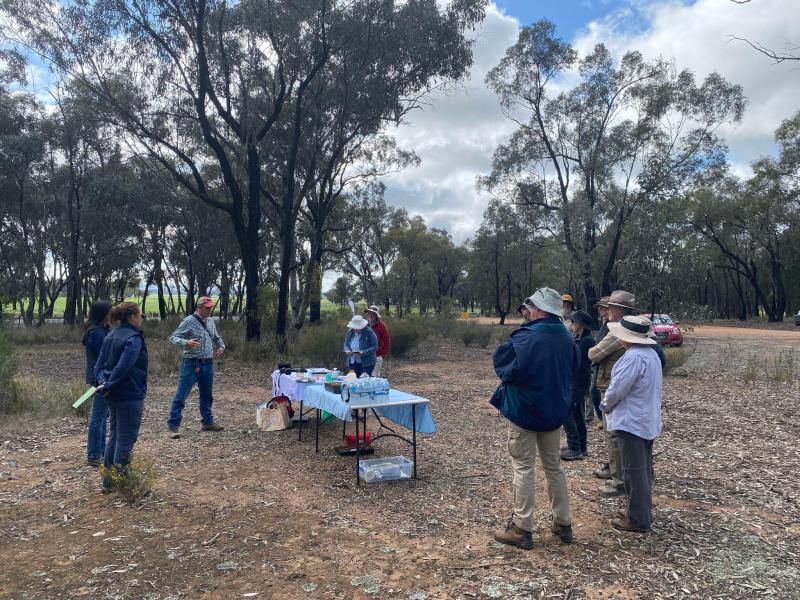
[1,327,799,599]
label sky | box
[380,0,800,243]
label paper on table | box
[72,387,96,409]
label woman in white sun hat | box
[600,315,663,534]
[342,314,378,377]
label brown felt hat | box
[606,290,636,310]
[594,296,611,308]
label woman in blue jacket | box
[83,300,112,466]
[343,315,377,376]
[93,302,148,491]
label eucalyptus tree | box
[5,0,487,344]
[482,19,746,308]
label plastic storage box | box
[358,456,413,483]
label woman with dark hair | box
[93,302,148,492]
[83,300,113,467]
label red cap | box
[198,296,215,308]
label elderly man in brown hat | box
[588,290,637,497]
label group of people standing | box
[491,287,664,549]
[82,297,226,492]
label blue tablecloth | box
[302,386,437,434]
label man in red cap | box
[167,296,226,436]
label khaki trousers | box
[507,420,572,532]
[602,412,624,488]
[372,356,383,378]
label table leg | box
[298,400,303,441]
[343,416,347,440]
[412,403,417,479]
[355,408,361,487]
[315,408,320,453]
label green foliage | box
[664,347,689,375]
[286,319,347,370]
[460,323,493,348]
[140,315,183,340]
[0,329,20,414]
[148,342,184,377]
[4,374,85,416]
[5,324,81,345]
[100,455,157,500]
[385,318,425,357]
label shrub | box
[0,329,20,414]
[460,323,493,348]
[664,347,689,375]
[140,315,183,340]
[148,342,184,377]
[6,375,85,416]
[100,455,157,500]
[287,318,346,370]
[5,324,81,345]
[386,318,424,358]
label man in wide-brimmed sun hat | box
[343,314,378,377]
[490,287,579,550]
[601,315,663,533]
[588,290,637,496]
[363,305,390,377]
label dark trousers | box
[590,384,602,419]
[104,396,144,469]
[562,389,588,453]
[168,358,215,428]
[617,430,655,530]
[348,362,374,378]
[86,394,108,461]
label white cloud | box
[379,0,800,242]
[572,0,800,169]
[381,4,520,243]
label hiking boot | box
[560,449,584,461]
[87,457,102,468]
[581,451,589,459]
[101,476,114,495]
[593,464,611,479]
[493,520,533,550]
[611,517,649,533]
[551,521,573,544]
[168,427,181,439]
[598,483,626,498]
[201,422,224,432]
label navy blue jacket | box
[573,329,596,393]
[83,325,109,385]
[94,322,148,401]
[343,327,377,371]
[491,317,579,432]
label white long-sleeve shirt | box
[601,345,663,440]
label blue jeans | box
[167,359,215,428]
[87,394,109,461]
[104,396,144,469]
[562,389,588,453]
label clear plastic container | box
[358,456,413,483]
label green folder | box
[73,387,97,409]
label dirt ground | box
[1,325,799,599]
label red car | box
[641,313,683,346]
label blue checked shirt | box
[169,314,225,359]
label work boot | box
[168,427,181,439]
[593,463,611,479]
[551,521,573,544]
[611,517,649,533]
[87,457,102,468]
[560,449,584,461]
[493,519,533,550]
[598,483,626,498]
[201,422,224,432]
[101,476,114,495]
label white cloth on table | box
[302,385,436,433]
[270,371,322,402]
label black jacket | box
[573,329,596,393]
